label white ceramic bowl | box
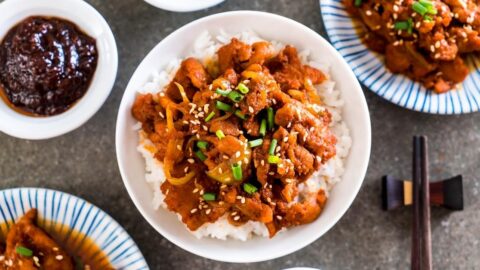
[144,0,225,12]
[0,0,118,140]
[116,11,371,263]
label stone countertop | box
[0,0,479,269]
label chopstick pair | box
[411,136,432,270]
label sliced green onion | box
[16,246,33,257]
[419,0,433,8]
[215,88,231,96]
[268,155,281,164]
[243,183,258,194]
[196,141,208,150]
[205,111,215,122]
[236,83,249,94]
[216,101,232,112]
[195,150,207,161]
[227,91,244,103]
[424,15,433,22]
[248,138,263,148]
[354,0,362,6]
[419,0,437,14]
[394,21,409,30]
[267,108,275,130]
[203,193,216,201]
[232,163,243,181]
[412,1,428,16]
[268,139,278,155]
[395,19,413,34]
[216,130,225,140]
[234,110,246,120]
[259,119,267,137]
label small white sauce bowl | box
[144,0,225,12]
[116,11,371,263]
[0,0,118,140]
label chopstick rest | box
[381,175,464,211]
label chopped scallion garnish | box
[267,108,275,130]
[243,183,258,194]
[227,91,244,103]
[234,109,246,120]
[412,1,428,16]
[203,193,216,201]
[248,138,263,148]
[216,130,225,140]
[236,83,249,94]
[197,141,208,150]
[216,101,232,112]
[16,246,33,257]
[215,88,231,96]
[268,139,278,155]
[195,150,207,161]
[394,18,413,34]
[232,163,243,181]
[259,119,267,137]
[354,0,362,6]
[205,111,215,122]
[268,155,281,164]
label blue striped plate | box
[0,188,148,270]
[320,0,480,114]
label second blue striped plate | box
[0,188,148,270]
[320,0,480,114]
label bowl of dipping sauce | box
[0,0,118,140]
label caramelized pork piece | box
[165,58,211,102]
[267,46,326,91]
[1,209,74,270]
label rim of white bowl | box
[0,0,118,140]
[116,10,371,263]
[144,0,225,12]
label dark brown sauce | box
[0,16,98,116]
[0,219,114,270]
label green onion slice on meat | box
[16,246,33,257]
[232,163,243,181]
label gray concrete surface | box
[1,0,479,269]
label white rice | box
[135,30,352,240]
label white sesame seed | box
[219,167,223,174]
[55,255,63,261]
[231,211,238,216]
[233,216,240,221]
[177,144,182,151]
[276,215,283,220]
[188,159,195,164]
[53,247,59,252]
[435,41,441,48]
[365,10,372,16]
[206,209,211,215]
[244,157,249,164]
[283,137,288,142]
[248,106,254,113]
[193,188,199,193]
[159,112,165,118]
[191,208,198,214]
[261,160,265,166]
[203,125,208,131]
[235,151,241,158]
[236,196,242,200]
[184,167,189,173]
[430,45,435,52]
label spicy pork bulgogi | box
[345,0,480,93]
[132,38,337,237]
[0,209,74,270]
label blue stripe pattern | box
[0,188,149,270]
[320,0,480,114]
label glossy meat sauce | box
[132,38,336,237]
[0,16,98,116]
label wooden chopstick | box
[420,136,432,270]
[411,136,422,270]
